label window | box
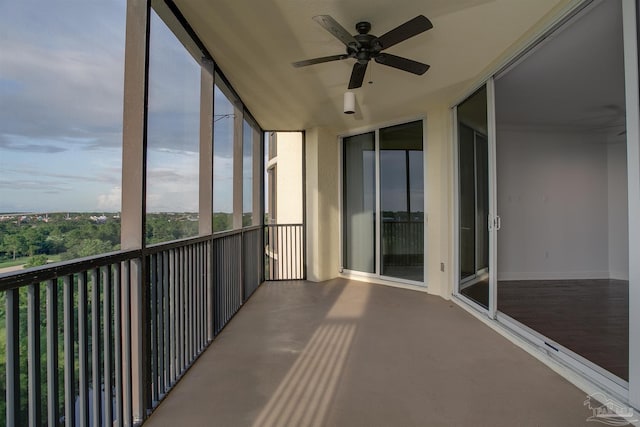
[242,118,262,226]
[145,8,200,244]
[213,80,237,232]
[0,1,126,267]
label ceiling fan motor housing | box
[348,22,383,64]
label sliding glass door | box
[457,86,491,309]
[454,0,636,395]
[342,120,425,284]
[491,0,628,384]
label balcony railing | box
[0,225,264,426]
[264,224,305,281]
[381,220,424,266]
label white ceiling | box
[173,0,569,132]
[495,0,625,131]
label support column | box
[121,0,149,423]
[199,59,214,236]
[252,126,262,226]
[305,127,340,282]
[121,0,148,251]
[426,105,454,300]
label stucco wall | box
[305,127,340,282]
[275,132,303,225]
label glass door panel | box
[459,124,476,280]
[379,121,424,281]
[476,133,489,272]
[457,86,490,309]
[343,132,376,273]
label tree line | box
[0,212,239,268]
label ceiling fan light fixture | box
[344,91,356,114]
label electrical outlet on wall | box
[440,262,445,272]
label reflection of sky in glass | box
[409,151,424,213]
[362,151,376,211]
[146,10,199,213]
[379,121,424,214]
[380,151,407,212]
[0,1,126,212]
[213,85,235,213]
[380,150,424,213]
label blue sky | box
[0,2,240,214]
[0,1,126,213]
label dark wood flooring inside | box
[461,279,629,381]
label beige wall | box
[275,132,303,224]
[305,127,340,282]
[425,106,455,298]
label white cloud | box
[97,186,121,211]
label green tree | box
[212,213,233,232]
[2,234,27,260]
[61,238,114,260]
[23,226,48,256]
[23,254,48,268]
[45,231,66,254]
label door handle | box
[488,216,501,231]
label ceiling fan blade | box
[348,62,368,89]
[313,15,361,48]
[377,15,433,50]
[292,54,348,68]
[375,53,429,75]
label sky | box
[0,2,245,214]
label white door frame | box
[452,91,492,315]
[623,0,640,410]
[486,77,498,319]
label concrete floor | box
[145,279,599,427]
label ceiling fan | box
[293,15,433,89]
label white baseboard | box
[497,271,611,281]
[339,271,429,293]
[609,271,630,281]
